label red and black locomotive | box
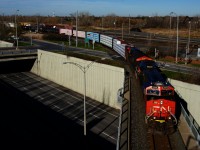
[125,45,177,134]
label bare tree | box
[78,11,94,26]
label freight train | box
[58,28,178,134]
[125,45,177,134]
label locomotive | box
[125,45,177,134]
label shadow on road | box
[0,80,115,150]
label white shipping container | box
[113,39,126,58]
[100,34,113,48]
[73,30,86,38]
[59,29,72,36]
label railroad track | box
[147,129,186,150]
[148,131,173,150]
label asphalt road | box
[1,38,199,76]
[0,72,120,150]
[156,60,200,75]
[32,39,119,59]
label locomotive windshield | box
[146,95,174,101]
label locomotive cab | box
[144,82,177,134]
[145,83,176,124]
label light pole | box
[185,21,191,65]
[101,17,103,32]
[36,16,39,33]
[122,23,124,40]
[169,12,179,63]
[76,10,78,47]
[114,18,116,37]
[169,12,174,32]
[169,12,174,38]
[63,59,104,136]
[15,10,19,50]
[129,14,130,34]
[175,15,179,63]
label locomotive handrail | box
[169,111,178,125]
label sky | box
[0,0,200,17]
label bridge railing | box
[0,49,37,56]
[181,103,200,144]
[116,73,130,150]
[116,98,129,150]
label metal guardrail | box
[174,88,200,145]
[0,49,37,62]
[181,103,200,144]
[0,49,37,56]
[116,98,129,150]
[175,88,200,145]
[116,73,130,150]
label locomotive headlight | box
[160,100,163,105]
[168,116,171,120]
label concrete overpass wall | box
[31,50,124,109]
[0,40,13,47]
[169,78,200,125]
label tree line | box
[0,11,200,40]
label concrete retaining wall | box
[31,50,125,109]
[169,79,200,125]
[0,40,13,47]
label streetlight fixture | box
[15,10,19,50]
[63,58,105,136]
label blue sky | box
[0,0,200,17]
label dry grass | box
[22,33,44,40]
[143,28,200,39]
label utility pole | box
[129,14,130,34]
[185,21,191,65]
[36,16,39,33]
[15,10,19,50]
[76,10,78,47]
[114,17,116,37]
[169,12,179,63]
[175,15,179,63]
[122,23,124,40]
[102,17,103,32]
[176,14,179,63]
